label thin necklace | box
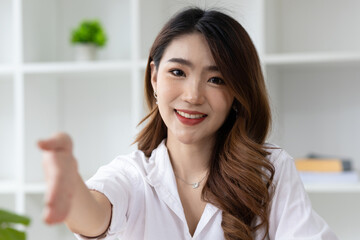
[175,173,208,189]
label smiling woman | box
[38,7,338,240]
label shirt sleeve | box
[268,149,339,240]
[74,156,142,240]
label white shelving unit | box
[262,1,360,239]
[1,0,359,239]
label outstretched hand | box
[38,132,79,225]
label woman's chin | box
[170,133,212,146]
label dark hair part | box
[135,7,274,240]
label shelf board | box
[24,183,46,194]
[305,183,360,193]
[0,180,17,194]
[23,60,134,74]
[0,64,14,75]
[2,60,148,75]
[262,52,360,66]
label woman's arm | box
[38,132,112,237]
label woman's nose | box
[181,80,205,105]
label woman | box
[38,8,338,240]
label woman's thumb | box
[38,132,73,152]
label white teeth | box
[176,110,206,119]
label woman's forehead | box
[160,33,216,67]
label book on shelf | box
[295,153,359,184]
[295,158,352,172]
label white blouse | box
[75,140,338,240]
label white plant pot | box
[74,43,97,61]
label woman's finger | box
[38,132,73,152]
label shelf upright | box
[254,0,265,56]
[13,0,25,214]
[131,0,143,140]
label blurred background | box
[1,0,359,239]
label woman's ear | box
[150,61,157,92]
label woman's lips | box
[175,109,207,126]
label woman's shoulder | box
[103,140,166,177]
[263,143,295,169]
[113,149,148,166]
[104,149,149,176]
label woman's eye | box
[170,69,185,77]
[208,77,225,85]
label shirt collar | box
[144,139,186,220]
[145,139,175,189]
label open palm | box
[38,132,78,224]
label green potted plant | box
[71,19,107,61]
[0,208,30,240]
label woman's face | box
[151,33,234,146]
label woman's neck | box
[166,134,214,182]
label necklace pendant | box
[192,182,200,189]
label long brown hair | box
[135,8,275,240]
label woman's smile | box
[174,109,208,126]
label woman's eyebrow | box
[207,65,219,72]
[167,58,193,67]
[167,58,219,72]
